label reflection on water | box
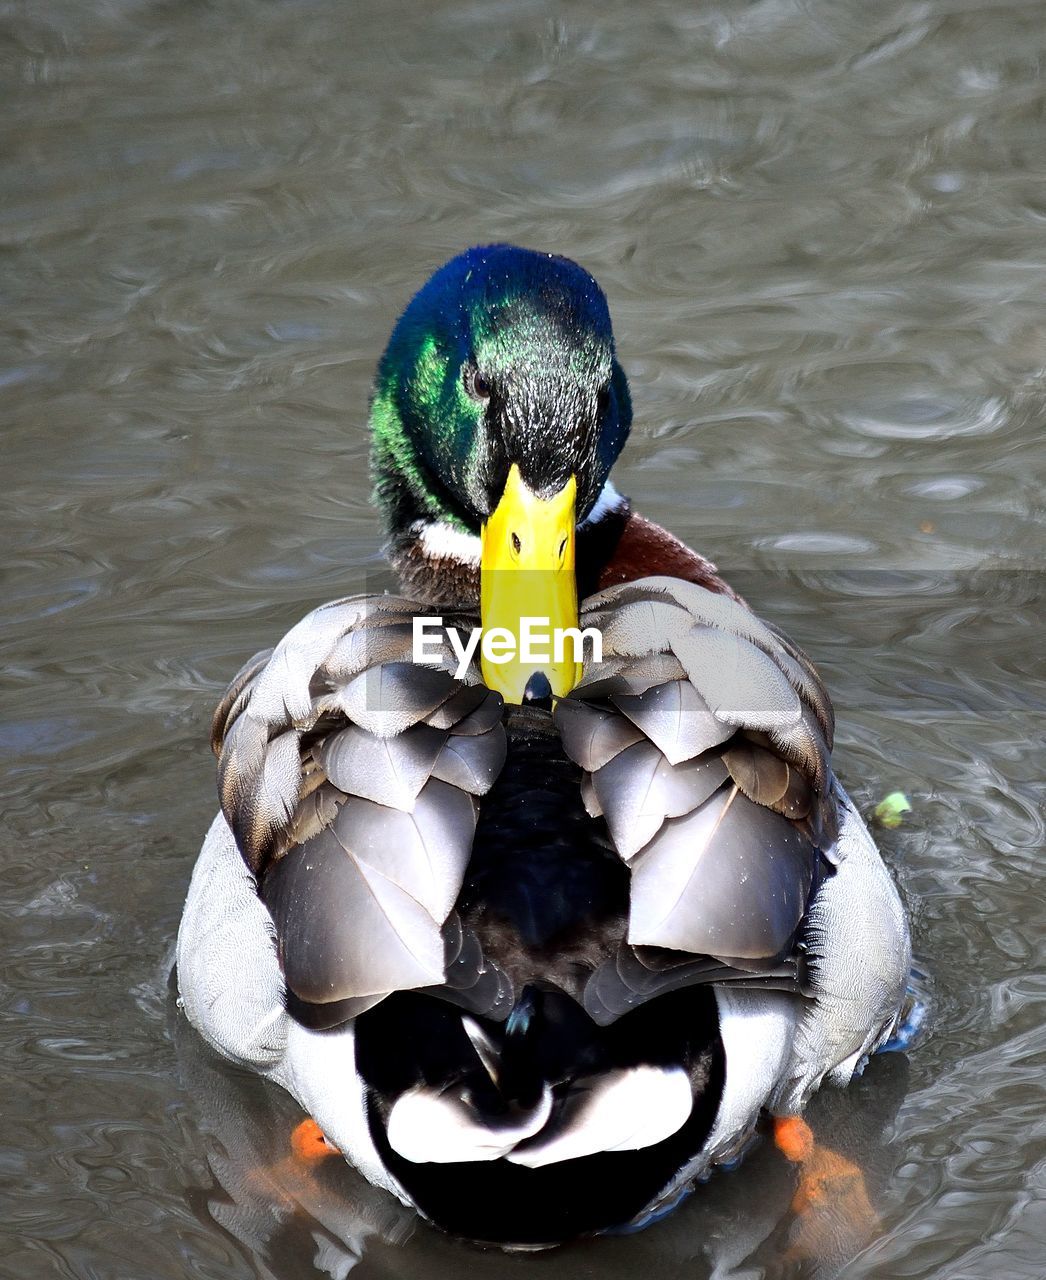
[2,0,1044,1277]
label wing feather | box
[563,576,836,995]
[208,594,500,1015]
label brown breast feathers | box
[593,510,742,603]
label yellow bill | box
[480,465,582,703]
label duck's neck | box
[387,481,632,610]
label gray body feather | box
[177,578,910,1218]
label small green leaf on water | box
[874,791,912,829]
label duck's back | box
[459,703,628,993]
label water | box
[2,0,1044,1275]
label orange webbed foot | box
[240,1118,342,1203]
[772,1114,878,1267]
[291,1117,341,1165]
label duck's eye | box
[464,366,491,403]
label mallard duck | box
[177,244,911,1247]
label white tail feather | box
[506,1066,693,1168]
[387,1085,553,1164]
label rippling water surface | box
[3,1,1044,1276]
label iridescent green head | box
[370,244,632,539]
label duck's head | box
[370,244,633,702]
